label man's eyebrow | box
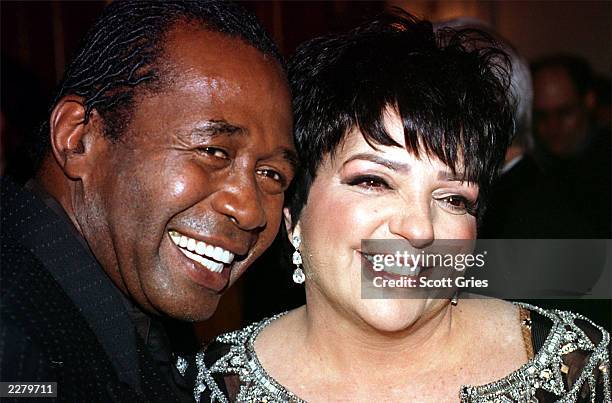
[343,153,411,173]
[191,120,246,139]
[280,148,299,169]
[187,121,298,169]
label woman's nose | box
[388,209,434,249]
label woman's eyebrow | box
[437,171,468,181]
[343,153,473,182]
[342,153,411,173]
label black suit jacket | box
[0,177,185,402]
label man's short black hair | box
[287,10,514,224]
[35,0,282,168]
[531,54,593,97]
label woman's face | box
[289,112,478,332]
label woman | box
[184,11,610,402]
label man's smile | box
[168,230,236,273]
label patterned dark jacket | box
[0,177,186,402]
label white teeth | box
[168,231,236,268]
[205,244,214,256]
[187,238,196,251]
[177,247,224,273]
[385,265,421,276]
[213,246,223,262]
[362,253,421,276]
[410,266,422,276]
[170,231,181,244]
[195,241,206,255]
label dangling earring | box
[291,234,305,284]
[450,290,459,306]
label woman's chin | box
[356,298,434,333]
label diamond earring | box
[291,234,305,284]
[450,290,459,306]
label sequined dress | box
[178,303,611,402]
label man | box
[531,54,596,159]
[0,1,296,401]
[531,55,610,238]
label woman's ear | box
[49,95,105,180]
[283,207,301,246]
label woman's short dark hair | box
[287,10,514,225]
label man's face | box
[533,67,589,157]
[79,26,295,321]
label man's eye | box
[256,168,287,194]
[256,168,284,183]
[346,175,390,191]
[200,147,228,159]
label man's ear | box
[283,207,301,245]
[49,95,104,180]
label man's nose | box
[388,207,434,249]
[210,173,267,231]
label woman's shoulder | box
[462,302,611,402]
[520,303,611,401]
[516,302,609,353]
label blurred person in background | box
[531,55,610,238]
[532,55,596,159]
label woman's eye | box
[200,147,228,159]
[346,175,391,191]
[446,195,466,208]
[437,195,476,215]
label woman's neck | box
[298,295,464,377]
[254,296,524,402]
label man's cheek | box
[267,196,286,225]
[168,174,191,199]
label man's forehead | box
[150,24,289,118]
[535,68,578,96]
[161,23,281,78]
[120,23,293,162]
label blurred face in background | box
[533,67,592,157]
